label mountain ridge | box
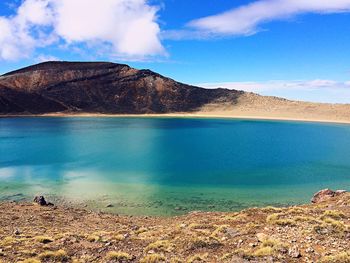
[1,61,350,124]
[0,61,243,114]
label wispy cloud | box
[169,0,350,39]
[35,54,60,63]
[198,79,350,103]
[0,0,165,61]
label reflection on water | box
[1,117,350,215]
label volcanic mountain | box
[1,61,349,123]
[0,61,242,114]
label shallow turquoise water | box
[1,117,350,215]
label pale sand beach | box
[2,93,350,124]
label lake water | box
[1,117,350,216]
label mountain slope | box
[1,61,349,123]
[0,61,242,114]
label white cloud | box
[0,0,164,61]
[187,0,350,36]
[17,0,53,26]
[51,0,164,57]
[0,0,55,60]
[198,79,350,103]
[36,54,60,62]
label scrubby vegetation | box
[106,251,132,261]
[0,192,350,262]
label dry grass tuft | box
[187,253,208,263]
[145,240,173,253]
[106,251,133,261]
[252,238,286,257]
[34,236,53,244]
[294,215,321,224]
[322,210,346,220]
[190,237,222,250]
[140,254,166,263]
[266,213,296,226]
[320,251,350,263]
[86,234,101,242]
[322,218,347,232]
[253,246,274,257]
[0,236,16,246]
[135,227,148,235]
[114,234,126,241]
[19,259,40,263]
[170,257,183,263]
[38,249,68,260]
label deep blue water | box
[1,117,350,215]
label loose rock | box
[288,245,301,258]
[33,196,47,206]
[311,189,347,203]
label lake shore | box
[3,91,350,124]
[1,111,350,125]
[0,190,349,262]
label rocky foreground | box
[0,189,350,263]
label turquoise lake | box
[1,117,350,216]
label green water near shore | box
[1,117,350,215]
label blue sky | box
[1,0,350,103]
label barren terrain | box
[1,190,349,262]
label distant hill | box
[0,61,242,114]
[0,61,349,123]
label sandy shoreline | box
[1,112,350,125]
[2,92,350,124]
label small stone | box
[288,246,301,258]
[311,189,339,203]
[256,233,268,242]
[335,190,347,194]
[279,247,288,254]
[306,247,314,253]
[226,228,240,238]
[14,228,20,235]
[230,256,248,263]
[131,225,139,231]
[33,196,48,206]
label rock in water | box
[311,189,335,203]
[33,196,48,206]
[336,190,347,194]
[311,189,347,203]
